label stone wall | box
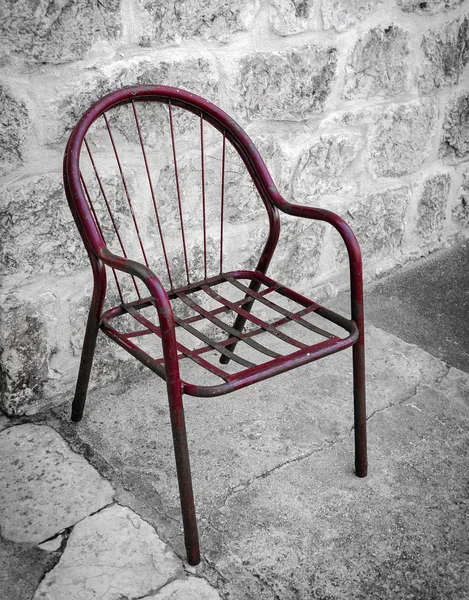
[1,0,468,415]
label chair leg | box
[219,304,253,364]
[167,385,200,565]
[353,339,367,477]
[71,297,101,423]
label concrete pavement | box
[1,242,468,599]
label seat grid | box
[101,271,357,395]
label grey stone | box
[452,170,469,225]
[439,92,469,163]
[292,133,364,201]
[54,57,219,144]
[206,374,469,599]
[137,0,259,45]
[0,292,60,416]
[416,173,451,244]
[0,86,29,173]
[342,185,409,261]
[419,16,469,93]
[343,25,410,99]
[0,174,87,278]
[323,0,381,33]
[370,100,437,177]
[54,322,467,599]
[0,535,60,600]
[0,424,114,544]
[238,45,337,121]
[0,0,121,64]
[144,577,221,599]
[268,0,320,36]
[397,0,464,13]
[269,216,325,287]
[33,505,183,600]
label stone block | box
[416,173,451,244]
[33,505,183,600]
[268,0,320,36]
[269,216,325,291]
[53,57,219,144]
[0,287,64,416]
[0,174,87,278]
[452,170,469,225]
[238,45,338,121]
[292,133,364,201]
[0,424,114,544]
[323,0,381,33]
[419,16,469,93]
[343,26,410,100]
[137,0,259,45]
[339,185,410,262]
[0,86,29,174]
[439,92,469,163]
[0,0,121,64]
[147,578,221,599]
[370,100,437,177]
[397,0,464,14]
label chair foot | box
[186,543,201,566]
[71,406,84,423]
[355,463,367,478]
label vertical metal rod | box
[219,130,226,274]
[84,137,141,299]
[351,266,368,478]
[103,112,150,268]
[131,100,174,289]
[168,101,190,285]
[81,172,124,303]
[200,112,207,280]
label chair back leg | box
[220,279,263,365]
[353,340,367,477]
[71,290,102,422]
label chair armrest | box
[272,198,362,270]
[271,197,364,325]
[97,247,179,347]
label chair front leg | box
[167,382,200,565]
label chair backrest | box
[64,86,281,303]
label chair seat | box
[101,270,358,397]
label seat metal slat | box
[201,284,308,349]
[124,305,230,382]
[176,291,281,359]
[225,275,335,339]
[174,315,256,369]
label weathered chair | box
[64,85,367,566]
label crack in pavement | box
[208,435,347,533]
[358,362,452,429]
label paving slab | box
[55,324,468,598]
[144,577,222,599]
[0,535,60,600]
[0,423,114,544]
[33,504,184,600]
[363,240,469,373]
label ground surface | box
[1,241,468,599]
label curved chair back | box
[64,85,281,300]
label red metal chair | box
[64,85,367,566]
